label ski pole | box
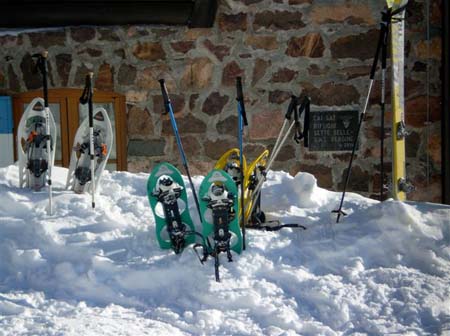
[246,96,305,219]
[80,73,96,209]
[158,79,203,222]
[380,11,389,201]
[332,9,390,223]
[33,51,53,215]
[236,76,248,250]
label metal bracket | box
[398,177,415,193]
[396,121,409,140]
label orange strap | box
[27,131,38,143]
[101,144,107,156]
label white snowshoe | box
[17,97,57,191]
[66,107,113,194]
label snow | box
[0,164,449,335]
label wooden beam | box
[0,1,215,27]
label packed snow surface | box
[0,164,449,335]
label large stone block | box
[270,68,297,83]
[338,165,369,192]
[171,41,195,54]
[286,33,325,58]
[55,53,72,87]
[20,54,42,90]
[204,138,236,159]
[153,94,185,115]
[249,109,284,140]
[132,42,166,61]
[74,64,92,87]
[331,29,379,60]
[181,58,214,89]
[310,4,374,25]
[269,90,292,104]
[203,40,230,61]
[222,61,244,86]
[70,27,96,42]
[254,11,305,30]
[128,139,166,156]
[302,82,360,106]
[161,114,206,135]
[405,96,441,127]
[8,64,21,92]
[137,64,174,90]
[95,63,114,91]
[246,35,278,50]
[118,64,137,86]
[29,31,66,48]
[252,58,271,85]
[202,92,229,116]
[181,135,202,156]
[414,37,442,60]
[128,106,153,138]
[217,115,238,136]
[218,13,247,32]
[98,28,121,41]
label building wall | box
[0,0,443,202]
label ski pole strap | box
[292,96,311,146]
[303,97,310,147]
[285,95,297,120]
[32,51,49,107]
[256,223,307,231]
[236,77,248,126]
[32,51,48,76]
[159,79,171,115]
[79,74,93,105]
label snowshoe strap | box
[261,223,307,231]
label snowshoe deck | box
[66,107,113,194]
[17,97,57,191]
[199,169,242,255]
[147,162,196,252]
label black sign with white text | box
[308,110,359,151]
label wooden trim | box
[115,95,128,171]
[58,97,70,167]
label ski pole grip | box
[285,95,297,120]
[235,77,248,126]
[236,76,244,102]
[158,79,171,114]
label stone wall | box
[0,0,443,202]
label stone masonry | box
[0,0,443,202]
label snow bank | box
[0,164,449,335]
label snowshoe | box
[147,162,199,253]
[66,108,113,194]
[17,98,57,191]
[199,169,242,281]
